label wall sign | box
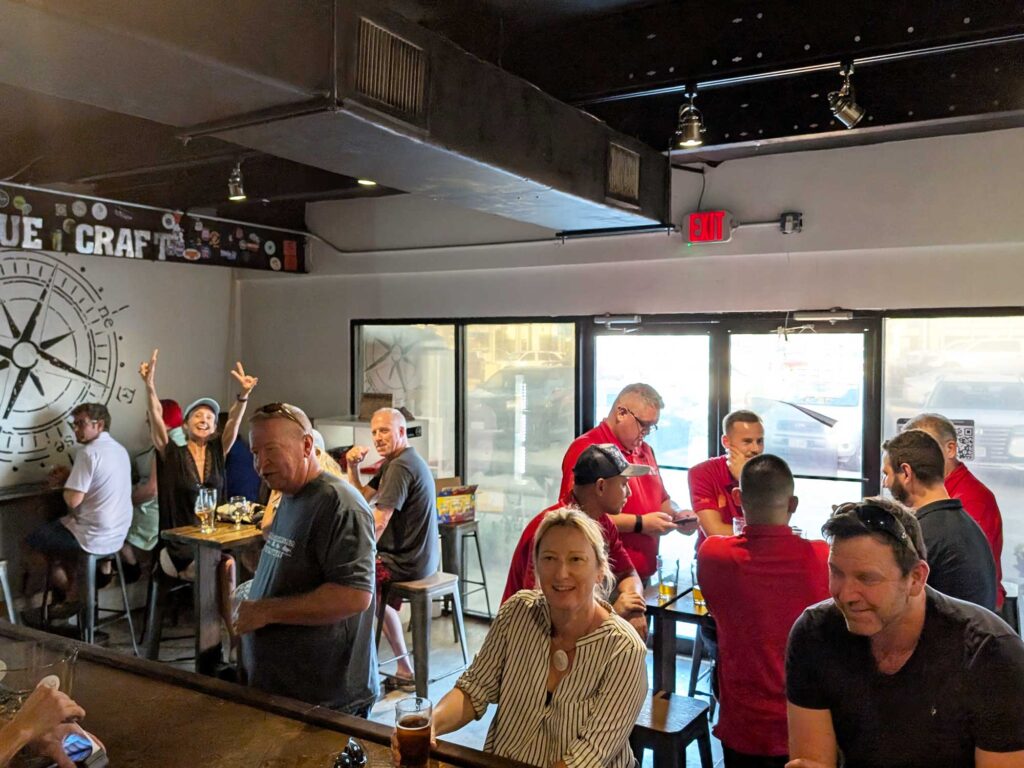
[0,251,125,474]
[683,209,733,244]
[0,183,305,273]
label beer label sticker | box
[72,200,88,217]
[161,212,175,230]
[0,189,9,208]
[91,202,107,221]
[269,256,282,271]
[264,240,276,256]
[55,203,67,217]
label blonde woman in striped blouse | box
[431,507,647,768]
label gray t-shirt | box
[241,473,378,713]
[370,446,439,581]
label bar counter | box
[0,623,523,768]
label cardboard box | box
[436,476,477,524]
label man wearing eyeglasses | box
[26,403,132,609]
[786,498,1024,768]
[904,412,1006,612]
[237,403,378,715]
[689,410,765,545]
[558,383,690,582]
[881,429,997,611]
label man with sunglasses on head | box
[881,429,997,610]
[786,498,1024,768]
[236,402,378,716]
[26,403,132,611]
[558,383,693,583]
[689,409,766,545]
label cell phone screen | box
[62,732,93,762]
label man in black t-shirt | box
[786,498,1024,768]
[347,407,439,685]
[881,428,996,610]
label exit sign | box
[684,210,733,244]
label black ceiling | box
[2,0,1023,230]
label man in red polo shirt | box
[689,409,765,547]
[504,443,648,637]
[698,454,829,768]
[905,412,1006,611]
[558,383,694,582]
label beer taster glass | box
[395,696,432,768]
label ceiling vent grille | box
[607,143,640,205]
[355,18,427,122]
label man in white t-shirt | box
[27,403,132,606]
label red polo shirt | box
[558,422,669,579]
[946,463,1005,609]
[501,502,636,602]
[688,455,741,548]
[698,526,831,757]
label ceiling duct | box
[0,0,667,231]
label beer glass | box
[657,557,678,600]
[230,496,248,530]
[395,696,432,768]
[195,487,217,533]
[690,560,707,615]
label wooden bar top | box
[0,623,528,768]
[0,482,61,503]
[161,524,264,550]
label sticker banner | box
[0,183,305,273]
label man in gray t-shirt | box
[347,407,439,685]
[237,403,378,714]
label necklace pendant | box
[552,649,569,672]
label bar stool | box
[0,560,17,624]
[629,691,714,768]
[687,623,717,719]
[42,551,138,656]
[376,571,470,698]
[439,520,493,619]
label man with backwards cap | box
[504,443,649,638]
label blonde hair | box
[533,507,615,600]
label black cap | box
[573,443,652,485]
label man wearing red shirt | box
[698,454,830,768]
[558,383,694,581]
[905,413,1006,610]
[504,443,648,637]
[689,410,765,546]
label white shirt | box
[455,590,647,768]
[62,431,133,555]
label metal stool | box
[0,560,17,624]
[687,623,717,719]
[376,571,470,698]
[439,520,492,618]
[630,692,714,768]
[42,551,138,656]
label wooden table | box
[0,622,526,768]
[160,524,263,675]
[646,583,710,695]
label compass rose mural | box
[0,251,124,481]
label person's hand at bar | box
[0,682,85,767]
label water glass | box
[230,496,248,530]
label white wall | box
[0,249,237,486]
[238,127,1024,417]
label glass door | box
[594,332,713,574]
[729,324,875,538]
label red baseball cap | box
[160,399,183,429]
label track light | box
[673,92,706,148]
[227,162,246,201]
[828,64,866,129]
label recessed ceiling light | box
[357,179,378,187]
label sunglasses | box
[252,402,309,432]
[831,501,918,557]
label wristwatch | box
[633,514,643,533]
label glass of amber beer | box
[396,696,432,768]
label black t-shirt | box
[916,498,997,610]
[369,446,439,581]
[158,436,225,565]
[786,588,1024,767]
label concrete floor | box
[69,582,726,767]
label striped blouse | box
[455,590,647,768]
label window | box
[884,315,1024,589]
[356,324,456,477]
